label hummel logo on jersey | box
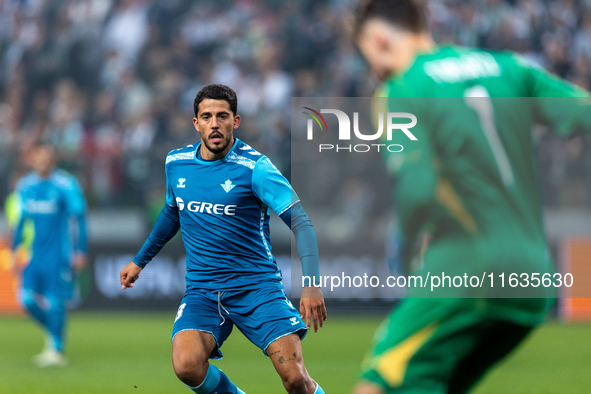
[221,179,236,193]
[177,178,186,188]
[290,317,298,326]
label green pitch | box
[0,312,589,393]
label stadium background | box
[1,0,591,393]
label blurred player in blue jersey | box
[10,145,88,367]
[120,84,326,394]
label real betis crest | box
[221,179,236,193]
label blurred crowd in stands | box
[0,0,590,212]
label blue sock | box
[46,296,66,352]
[188,364,244,394]
[314,383,325,394]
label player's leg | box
[355,298,535,394]
[31,292,68,367]
[172,331,218,387]
[44,293,67,352]
[446,321,533,394]
[267,333,321,394]
[355,298,443,394]
[43,266,73,355]
[171,292,244,393]
[20,266,49,328]
[226,284,324,394]
[20,266,69,366]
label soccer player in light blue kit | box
[120,84,327,394]
[11,145,88,367]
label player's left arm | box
[252,156,327,333]
[279,203,326,332]
[516,55,591,135]
[390,137,437,263]
[63,175,88,272]
[377,91,436,264]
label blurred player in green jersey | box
[352,0,591,393]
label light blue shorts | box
[171,282,307,359]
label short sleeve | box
[252,157,299,216]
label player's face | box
[357,31,394,80]
[193,99,241,160]
[31,146,56,178]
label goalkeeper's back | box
[377,45,591,277]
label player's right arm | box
[516,55,591,133]
[120,160,181,290]
[121,203,180,289]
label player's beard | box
[203,132,232,154]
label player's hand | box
[72,252,87,272]
[120,262,143,290]
[299,286,327,333]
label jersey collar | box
[194,138,240,166]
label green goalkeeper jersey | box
[377,45,591,324]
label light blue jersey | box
[13,169,87,271]
[163,138,298,291]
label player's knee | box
[46,297,64,312]
[173,356,208,386]
[281,369,309,394]
[19,289,36,310]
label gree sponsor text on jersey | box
[175,197,237,216]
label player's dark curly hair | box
[354,0,429,38]
[194,84,238,117]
